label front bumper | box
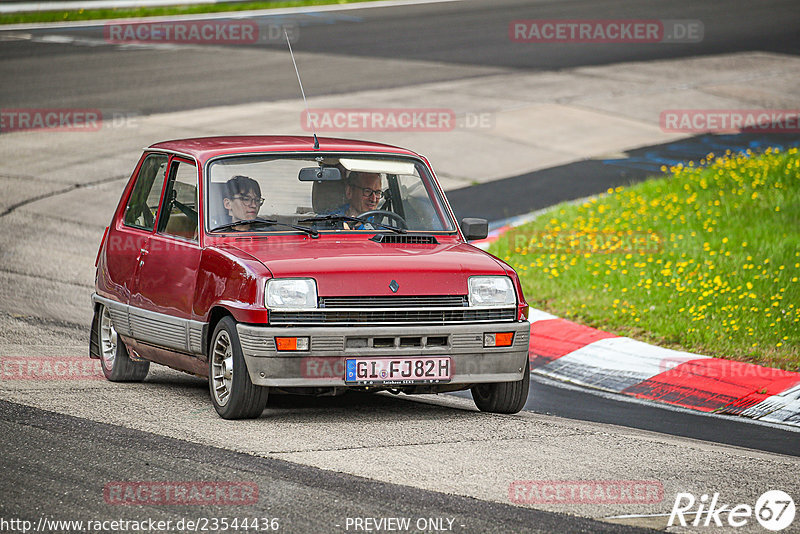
[237,321,530,387]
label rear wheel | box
[471,357,530,414]
[98,304,149,382]
[209,316,269,419]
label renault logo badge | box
[389,280,399,293]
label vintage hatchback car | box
[90,136,531,419]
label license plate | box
[345,357,451,385]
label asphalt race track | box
[447,132,800,222]
[2,0,800,112]
[1,0,800,532]
[1,400,651,534]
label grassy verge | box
[492,147,799,371]
[1,0,371,25]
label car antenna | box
[285,29,319,150]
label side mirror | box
[460,218,488,241]
[299,167,342,181]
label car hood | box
[223,237,506,297]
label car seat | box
[311,180,346,214]
[207,182,232,228]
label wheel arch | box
[89,301,102,360]
[203,305,234,357]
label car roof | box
[147,135,421,163]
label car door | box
[100,153,168,336]
[128,156,204,356]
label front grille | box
[269,307,516,325]
[320,295,467,308]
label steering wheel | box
[357,210,408,229]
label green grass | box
[1,0,371,25]
[492,147,800,371]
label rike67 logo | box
[669,490,795,531]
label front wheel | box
[471,358,530,414]
[97,304,149,382]
[209,316,269,419]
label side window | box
[123,154,168,230]
[158,160,199,242]
[395,174,444,230]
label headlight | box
[265,278,318,309]
[468,276,516,307]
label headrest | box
[312,180,346,213]
[207,182,231,228]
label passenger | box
[222,175,263,223]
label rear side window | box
[123,154,168,230]
[158,160,199,241]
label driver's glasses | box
[354,185,385,198]
[234,195,265,206]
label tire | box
[208,316,269,419]
[471,357,530,414]
[97,304,149,382]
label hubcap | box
[211,330,233,406]
[100,306,117,371]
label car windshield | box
[206,154,456,233]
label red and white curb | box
[526,310,800,428]
[470,229,800,429]
[472,225,512,251]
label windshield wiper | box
[299,214,406,234]
[211,217,318,237]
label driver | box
[327,171,383,228]
[343,171,382,218]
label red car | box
[90,136,531,419]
